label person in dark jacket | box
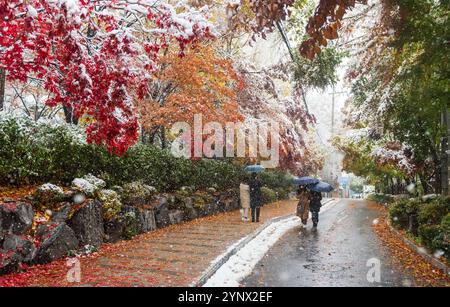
[309,191,322,229]
[249,172,263,223]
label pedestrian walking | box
[249,172,263,223]
[296,185,310,226]
[239,180,251,222]
[309,191,322,229]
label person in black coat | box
[248,172,263,223]
[309,191,322,229]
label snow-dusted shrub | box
[192,195,206,210]
[0,115,247,191]
[177,186,195,197]
[0,114,87,185]
[96,189,122,222]
[71,178,96,197]
[121,181,157,206]
[82,174,106,191]
[111,186,124,195]
[1,115,292,197]
[71,174,106,197]
[146,185,157,195]
[123,210,139,240]
[0,115,41,185]
[33,183,65,208]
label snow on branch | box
[0,0,215,154]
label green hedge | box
[367,193,394,204]
[259,170,293,190]
[388,198,421,229]
[261,187,277,204]
[0,115,245,191]
[0,115,294,196]
[389,196,450,260]
[418,198,450,225]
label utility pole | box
[332,89,335,135]
[329,86,347,136]
[329,86,347,197]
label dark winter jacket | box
[309,191,322,212]
[249,177,263,208]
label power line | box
[275,21,334,150]
[275,21,311,116]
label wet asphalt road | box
[243,199,415,287]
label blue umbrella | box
[292,176,320,186]
[310,181,334,193]
[244,165,265,173]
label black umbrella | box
[310,181,334,193]
[292,176,320,186]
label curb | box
[194,198,336,287]
[387,220,449,275]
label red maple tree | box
[0,0,214,155]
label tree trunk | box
[148,126,159,145]
[0,68,6,111]
[441,108,450,196]
[63,105,78,125]
[384,176,389,194]
[435,163,442,194]
[389,177,394,195]
[160,127,167,149]
[419,174,429,194]
[141,128,147,144]
[428,146,442,194]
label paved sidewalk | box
[5,199,300,287]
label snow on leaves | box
[235,60,319,174]
[225,0,367,59]
[226,0,295,40]
[371,141,415,175]
[300,0,367,60]
[0,0,215,155]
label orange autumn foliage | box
[139,46,244,130]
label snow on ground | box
[203,199,338,287]
[203,216,301,287]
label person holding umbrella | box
[292,177,319,227]
[245,165,264,223]
[249,172,263,223]
[296,185,310,227]
[309,181,334,229]
[309,191,322,229]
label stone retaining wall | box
[0,189,241,275]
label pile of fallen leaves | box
[0,199,292,287]
[373,207,450,287]
[0,208,245,287]
[0,186,36,200]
